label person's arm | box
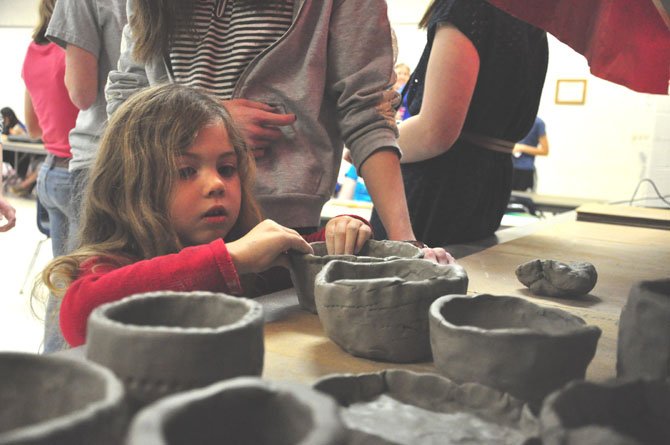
[398,24,480,163]
[513,134,549,156]
[24,90,42,139]
[65,44,98,110]
[337,177,357,201]
[0,142,17,232]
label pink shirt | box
[21,42,78,158]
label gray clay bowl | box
[314,258,468,363]
[314,369,538,445]
[429,294,601,407]
[86,291,264,409]
[127,376,347,445]
[617,278,670,380]
[539,379,670,445]
[0,352,126,445]
[288,240,423,313]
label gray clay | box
[429,294,601,408]
[314,369,538,445]
[127,376,347,445]
[86,291,264,410]
[516,259,597,298]
[288,240,423,313]
[617,278,670,380]
[314,259,468,363]
[0,352,126,445]
[539,379,670,445]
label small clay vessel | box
[516,259,597,298]
[288,240,423,313]
[314,369,538,445]
[617,278,670,380]
[315,259,468,363]
[0,352,126,445]
[86,291,264,410]
[539,379,670,445]
[126,376,347,445]
[429,294,601,407]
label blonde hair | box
[42,84,262,296]
[33,0,56,44]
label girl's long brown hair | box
[42,84,262,296]
[418,0,440,29]
[131,0,284,63]
[33,0,56,44]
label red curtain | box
[488,0,670,94]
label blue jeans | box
[36,155,74,353]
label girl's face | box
[170,121,242,247]
[394,66,410,87]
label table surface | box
[2,140,47,156]
[260,210,670,385]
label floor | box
[0,194,49,353]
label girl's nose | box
[205,171,225,196]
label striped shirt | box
[170,0,294,99]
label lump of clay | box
[516,259,597,298]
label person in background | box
[46,0,127,250]
[1,107,28,137]
[42,84,372,347]
[105,0,452,265]
[512,116,549,191]
[371,0,548,246]
[338,163,372,203]
[23,0,80,353]
[394,62,412,122]
[0,132,17,232]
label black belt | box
[460,132,515,154]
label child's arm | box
[61,239,242,347]
[304,215,372,255]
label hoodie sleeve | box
[60,239,242,347]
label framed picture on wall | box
[555,79,587,105]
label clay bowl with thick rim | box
[126,376,347,445]
[429,294,601,408]
[86,291,264,410]
[288,240,423,313]
[314,258,468,363]
[539,379,670,445]
[0,352,127,445]
[313,369,538,445]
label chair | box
[20,198,50,294]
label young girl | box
[42,84,372,348]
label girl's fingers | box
[344,220,361,254]
[354,224,372,253]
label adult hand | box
[227,219,313,274]
[421,246,455,265]
[0,198,16,232]
[221,99,296,153]
[325,216,372,255]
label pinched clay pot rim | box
[318,259,467,289]
[430,294,600,339]
[90,291,263,336]
[289,240,423,264]
[0,352,125,442]
[129,377,344,445]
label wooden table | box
[1,140,47,170]
[261,211,670,384]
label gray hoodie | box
[106,0,400,228]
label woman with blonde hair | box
[42,84,372,347]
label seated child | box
[42,84,372,347]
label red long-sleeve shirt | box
[61,229,329,347]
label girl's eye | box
[218,165,237,178]
[178,166,197,179]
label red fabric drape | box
[488,0,670,94]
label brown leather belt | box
[460,132,515,154]
[53,156,71,168]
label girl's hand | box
[325,216,372,255]
[421,247,455,265]
[0,198,16,232]
[227,219,313,274]
[221,99,295,152]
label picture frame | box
[555,79,587,105]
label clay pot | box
[314,369,538,445]
[126,377,347,445]
[288,240,423,313]
[86,291,264,410]
[617,278,670,380]
[315,259,468,363]
[539,379,670,445]
[429,294,601,407]
[0,352,126,445]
